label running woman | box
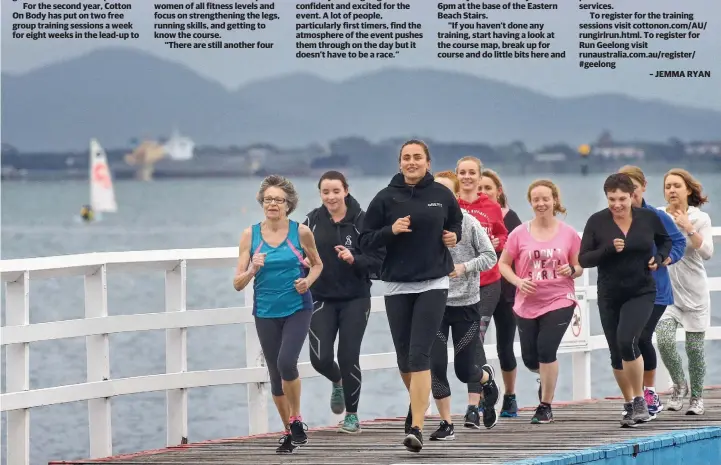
[480,168,523,417]
[618,165,686,420]
[498,179,582,424]
[233,175,323,454]
[455,156,508,428]
[429,171,500,441]
[358,139,467,453]
[657,168,714,415]
[303,170,384,434]
[579,173,672,428]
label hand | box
[449,263,466,278]
[251,253,266,271]
[648,256,658,271]
[491,237,500,249]
[294,278,310,294]
[442,230,457,248]
[671,210,693,233]
[392,216,412,234]
[662,256,672,266]
[613,238,625,253]
[515,278,537,295]
[557,264,574,277]
[334,245,354,264]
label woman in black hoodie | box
[303,171,384,434]
[359,140,487,453]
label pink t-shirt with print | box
[504,220,581,319]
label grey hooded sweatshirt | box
[448,211,498,306]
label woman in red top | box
[455,156,509,429]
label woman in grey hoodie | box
[428,171,500,441]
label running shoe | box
[500,394,518,418]
[480,364,499,429]
[338,413,361,434]
[667,382,689,411]
[330,382,345,414]
[289,418,308,445]
[276,433,297,454]
[429,420,455,441]
[686,397,704,415]
[403,426,423,452]
[531,403,553,424]
[463,405,481,429]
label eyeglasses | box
[263,197,286,205]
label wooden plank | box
[51,388,721,465]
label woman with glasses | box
[233,175,323,454]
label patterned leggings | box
[656,318,706,398]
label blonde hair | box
[527,179,567,215]
[664,168,708,207]
[481,168,508,208]
[618,165,647,187]
[455,156,483,173]
[434,171,460,194]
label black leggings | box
[638,304,666,371]
[309,297,370,412]
[467,280,501,394]
[517,305,575,371]
[598,292,656,370]
[255,309,312,397]
[385,289,448,373]
[493,297,518,372]
[430,304,483,399]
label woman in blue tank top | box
[233,175,323,454]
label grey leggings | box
[255,309,312,396]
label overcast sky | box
[2,0,719,110]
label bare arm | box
[498,249,520,286]
[568,251,583,278]
[299,224,323,286]
[233,228,255,291]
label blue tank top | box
[251,220,312,318]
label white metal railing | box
[2,227,720,465]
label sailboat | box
[80,138,118,223]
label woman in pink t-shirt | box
[497,179,583,425]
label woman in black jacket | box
[359,140,498,453]
[303,171,384,435]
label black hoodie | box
[303,193,385,301]
[358,172,464,283]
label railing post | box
[85,265,113,458]
[5,271,30,465]
[165,260,188,446]
[571,271,592,400]
[244,281,269,435]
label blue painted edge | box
[504,427,721,465]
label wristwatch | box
[688,229,697,236]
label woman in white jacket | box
[657,168,714,415]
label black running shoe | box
[463,405,481,429]
[404,404,412,434]
[500,394,518,418]
[276,434,297,454]
[531,403,554,424]
[289,419,308,445]
[480,364,499,429]
[403,426,423,452]
[429,420,455,441]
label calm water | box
[2,173,721,465]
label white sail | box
[89,138,118,213]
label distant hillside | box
[3,47,720,152]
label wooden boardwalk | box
[52,387,721,465]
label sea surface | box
[2,173,721,465]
